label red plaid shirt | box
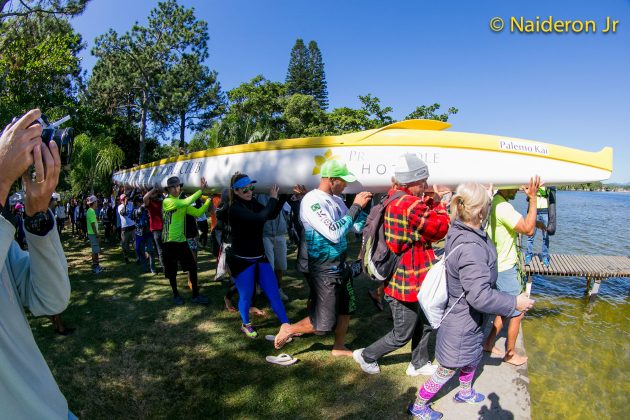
[383,187,450,302]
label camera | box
[39,114,74,166]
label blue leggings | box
[234,260,289,325]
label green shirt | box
[162,190,211,243]
[86,207,98,235]
[487,194,522,272]
[536,188,549,209]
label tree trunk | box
[139,93,148,164]
[179,112,186,149]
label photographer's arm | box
[0,111,70,315]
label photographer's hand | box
[0,109,44,204]
[22,139,61,216]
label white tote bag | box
[417,244,465,329]
[214,243,231,281]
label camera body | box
[39,115,74,166]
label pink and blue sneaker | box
[453,389,485,404]
[407,403,443,419]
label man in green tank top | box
[161,176,212,305]
[525,187,552,266]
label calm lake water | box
[512,191,630,419]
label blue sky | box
[72,0,630,182]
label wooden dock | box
[520,252,630,301]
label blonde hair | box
[450,183,490,224]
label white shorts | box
[262,235,287,272]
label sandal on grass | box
[265,354,298,366]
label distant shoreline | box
[559,189,630,194]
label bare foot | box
[250,307,267,316]
[483,345,504,356]
[223,297,236,313]
[503,352,528,366]
[274,323,292,349]
[331,346,353,357]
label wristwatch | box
[23,209,55,236]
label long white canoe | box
[112,120,613,193]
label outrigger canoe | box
[112,120,613,193]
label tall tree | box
[0,0,89,21]
[285,39,310,96]
[307,40,328,109]
[220,75,287,144]
[158,53,225,148]
[89,0,209,163]
[68,133,124,194]
[283,93,327,138]
[0,14,83,124]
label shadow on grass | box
[31,234,423,419]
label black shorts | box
[307,270,356,332]
[162,241,196,279]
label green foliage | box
[308,41,328,109]
[285,39,329,110]
[0,0,89,21]
[0,15,83,124]
[157,54,225,147]
[89,0,210,163]
[285,39,310,96]
[219,75,287,144]
[358,94,394,128]
[326,107,370,134]
[284,94,328,138]
[68,133,124,194]
[405,103,458,122]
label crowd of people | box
[2,109,551,419]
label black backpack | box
[359,191,406,282]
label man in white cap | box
[353,153,451,376]
[86,195,103,273]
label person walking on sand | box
[482,176,541,366]
[273,160,372,355]
[407,183,535,419]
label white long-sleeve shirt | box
[0,215,71,419]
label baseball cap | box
[393,153,430,184]
[87,195,98,205]
[166,176,183,188]
[232,175,257,189]
[119,193,127,201]
[320,160,357,183]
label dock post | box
[585,276,592,296]
[588,277,602,302]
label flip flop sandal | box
[264,334,293,344]
[265,354,298,366]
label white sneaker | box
[406,362,438,377]
[353,348,380,374]
[278,288,289,301]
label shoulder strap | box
[382,190,406,208]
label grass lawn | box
[31,232,430,419]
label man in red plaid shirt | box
[354,153,451,376]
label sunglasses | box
[240,185,255,192]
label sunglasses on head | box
[240,185,255,192]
